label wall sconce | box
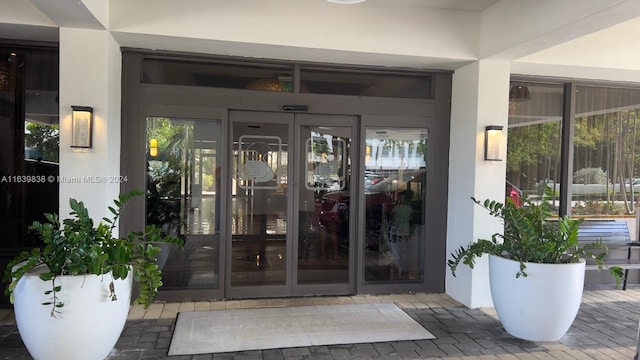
[484,125,504,161]
[71,106,93,148]
[149,138,159,157]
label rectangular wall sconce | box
[71,106,93,148]
[484,125,504,161]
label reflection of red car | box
[319,170,426,248]
[506,180,523,208]
[319,175,523,249]
[318,192,349,236]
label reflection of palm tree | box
[146,118,193,237]
[147,161,182,236]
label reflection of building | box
[365,138,426,170]
[2,1,640,307]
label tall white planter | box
[13,266,132,360]
[489,254,585,342]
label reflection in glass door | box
[146,117,222,291]
[296,119,352,288]
[231,116,290,290]
[363,127,428,283]
[229,112,355,296]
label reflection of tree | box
[25,123,59,162]
[574,110,639,212]
[146,118,193,236]
[313,139,329,157]
[201,155,216,191]
[507,121,561,193]
[147,160,182,234]
[147,118,191,161]
[613,111,638,212]
[508,108,640,214]
[573,168,607,184]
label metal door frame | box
[121,51,451,300]
[226,111,358,298]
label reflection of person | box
[390,190,413,241]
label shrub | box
[573,168,607,185]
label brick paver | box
[0,290,638,359]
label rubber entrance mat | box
[168,303,435,355]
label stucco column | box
[446,59,510,308]
[58,27,122,232]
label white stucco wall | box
[58,27,122,235]
[446,59,509,308]
[513,15,640,82]
[108,0,480,68]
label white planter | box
[13,266,133,360]
[489,254,585,342]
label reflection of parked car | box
[365,170,425,215]
[319,169,426,249]
[624,178,640,192]
[320,174,524,249]
[364,170,426,248]
[318,192,349,236]
[364,171,385,189]
[506,180,523,208]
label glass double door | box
[228,111,355,297]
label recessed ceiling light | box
[327,0,367,4]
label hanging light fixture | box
[509,85,531,101]
[246,78,290,92]
[246,73,294,92]
[0,53,20,91]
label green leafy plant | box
[448,196,624,285]
[3,190,184,317]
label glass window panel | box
[572,86,640,216]
[142,58,293,92]
[146,117,222,290]
[300,67,432,99]
[364,127,428,283]
[25,121,59,162]
[1,46,59,250]
[507,82,563,211]
[141,57,436,98]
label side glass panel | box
[231,122,289,286]
[507,82,563,211]
[1,47,59,253]
[146,117,222,290]
[363,128,428,283]
[298,125,351,284]
[572,86,640,216]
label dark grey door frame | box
[121,51,451,300]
